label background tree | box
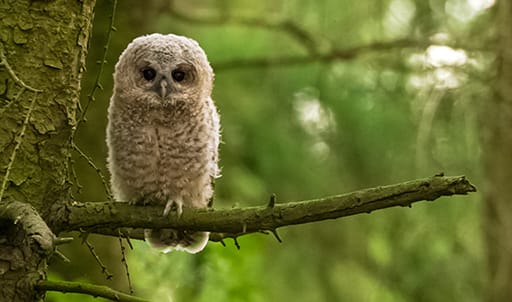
[483,0,512,301]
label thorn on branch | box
[219,239,226,247]
[233,238,240,250]
[54,237,74,245]
[271,229,282,243]
[268,193,276,208]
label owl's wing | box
[207,97,221,208]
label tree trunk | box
[483,1,512,301]
[0,1,95,300]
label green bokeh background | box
[48,0,491,301]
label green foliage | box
[66,0,491,300]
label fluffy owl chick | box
[106,33,220,254]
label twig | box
[72,143,113,199]
[68,0,116,201]
[0,48,42,93]
[36,280,149,302]
[54,249,71,263]
[68,157,83,195]
[118,230,133,294]
[75,0,117,125]
[233,237,240,250]
[53,175,476,240]
[119,229,134,250]
[0,92,39,203]
[80,232,114,280]
[0,47,42,202]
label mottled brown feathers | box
[106,33,220,253]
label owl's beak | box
[158,78,172,98]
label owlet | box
[106,33,220,253]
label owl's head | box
[113,33,213,107]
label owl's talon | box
[163,199,183,217]
[176,202,183,217]
[129,197,144,206]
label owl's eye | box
[142,68,156,81]
[172,70,186,82]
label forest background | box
[43,0,502,301]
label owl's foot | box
[144,229,209,254]
[129,194,152,206]
[163,198,183,217]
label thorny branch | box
[80,232,114,280]
[75,0,117,125]
[0,93,39,203]
[68,0,117,200]
[0,47,42,203]
[51,175,476,244]
[118,230,134,294]
[72,143,113,199]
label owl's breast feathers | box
[108,99,218,207]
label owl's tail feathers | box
[144,229,209,254]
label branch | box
[167,0,320,54]
[0,201,55,253]
[212,38,428,71]
[36,280,149,302]
[51,175,476,241]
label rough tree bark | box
[0,1,96,301]
[483,2,512,301]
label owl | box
[106,33,220,254]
